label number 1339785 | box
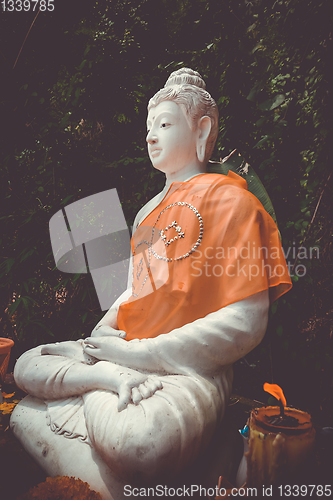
[2,0,54,11]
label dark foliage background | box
[1,0,332,424]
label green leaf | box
[254,135,269,148]
[259,94,285,111]
[276,325,283,337]
[247,84,261,102]
[271,302,278,315]
[61,195,74,205]
[255,117,266,127]
[20,249,34,263]
[21,297,30,313]
[1,258,15,273]
[59,113,71,128]
[251,42,264,54]
[246,23,256,32]
[8,297,22,317]
[208,150,278,226]
[22,213,34,224]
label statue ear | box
[196,116,212,163]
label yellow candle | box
[246,406,315,487]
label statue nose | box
[146,131,157,144]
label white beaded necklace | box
[131,201,204,297]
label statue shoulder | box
[195,171,248,195]
[205,174,265,217]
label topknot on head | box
[164,68,206,90]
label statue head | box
[147,68,219,166]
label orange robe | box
[118,172,291,341]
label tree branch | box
[13,10,40,70]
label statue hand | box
[83,336,127,363]
[41,340,86,361]
[91,361,163,411]
[91,324,127,339]
[117,373,163,412]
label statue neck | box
[164,165,206,188]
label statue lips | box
[150,148,162,158]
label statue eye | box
[161,123,170,128]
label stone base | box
[11,396,243,499]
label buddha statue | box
[11,68,291,499]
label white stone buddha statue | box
[11,68,290,499]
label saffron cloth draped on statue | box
[118,172,291,341]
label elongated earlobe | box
[197,144,205,162]
[196,116,212,163]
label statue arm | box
[91,287,132,337]
[13,344,162,410]
[84,289,269,377]
[150,289,269,376]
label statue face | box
[146,100,198,177]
